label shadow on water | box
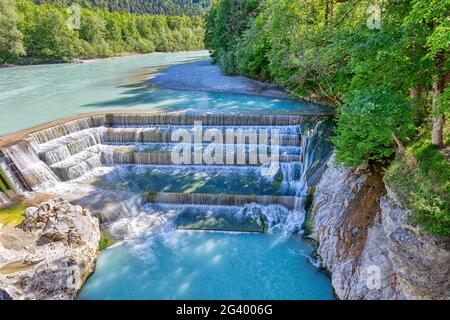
[81,81,330,113]
[88,166,284,196]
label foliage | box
[0,200,26,227]
[205,0,259,74]
[235,13,270,80]
[205,0,449,235]
[0,0,26,63]
[385,126,450,236]
[99,228,114,251]
[33,0,208,16]
[0,0,204,64]
[205,0,449,165]
[332,89,414,166]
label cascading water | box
[0,191,10,207]
[1,142,60,190]
[2,113,331,238]
[98,194,146,224]
[284,122,324,235]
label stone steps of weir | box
[39,134,104,165]
[27,112,325,145]
[46,149,302,182]
[63,188,297,225]
[32,128,104,154]
[106,150,302,166]
[108,113,322,126]
[49,150,102,181]
[33,126,302,148]
[144,192,297,210]
[33,126,302,160]
[104,131,302,147]
[104,142,301,154]
[29,116,105,144]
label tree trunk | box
[410,85,421,99]
[392,133,405,156]
[330,0,334,25]
[325,0,334,27]
[431,53,449,147]
[431,78,444,146]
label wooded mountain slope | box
[33,0,209,16]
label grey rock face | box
[311,154,449,300]
[381,187,450,300]
[0,198,100,300]
[311,155,399,299]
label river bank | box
[0,50,209,69]
[148,59,291,99]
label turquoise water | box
[91,165,290,196]
[1,51,334,300]
[0,51,329,136]
[78,230,334,300]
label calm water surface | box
[0,51,328,135]
[78,231,334,300]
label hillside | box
[33,0,209,16]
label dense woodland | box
[33,0,209,16]
[206,0,449,235]
[0,0,204,63]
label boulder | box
[0,198,100,300]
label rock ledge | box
[0,198,100,300]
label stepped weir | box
[0,111,332,234]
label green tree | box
[6,0,204,63]
[332,89,414,166]
[405,0,450,146]
[0,0,26,63]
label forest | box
[33,0,209,16]
[206,0,449,235]
[0,0,205,64]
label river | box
[0,51,334,300]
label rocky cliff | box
[311,155,450,300]
[0,198,100,300]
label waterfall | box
[280,162,300,192]
[109,113,321,126]
[50,150,103,181]
[29,116,105,144]
[98,194,146,224]
[144,192,296,209]
[288,122,323,234]
[236,203,292,232]
[41,133,103,165]
[0,112,332,239]
[1,142,60,190]
[0,191,10,207]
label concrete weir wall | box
[145,192,296,209]
[0,110,332,191]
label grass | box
[0,179,7,192]
[99,228,115,251]
[303,208,315,237]
[384,126,450,236]
[0,200,27,227]
[0,167,15,192]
